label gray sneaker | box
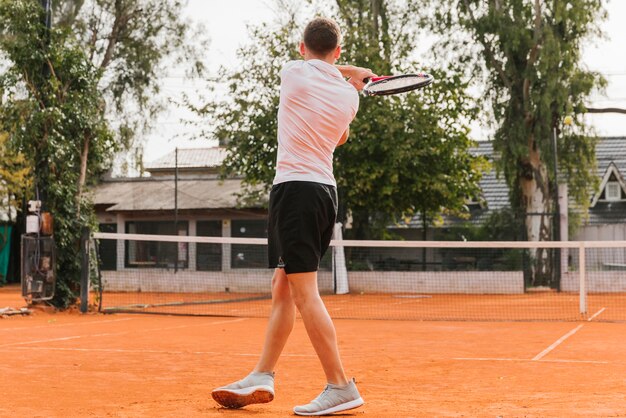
[211,371,275,409]
[293,378,364,416]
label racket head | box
[363,73,434,96]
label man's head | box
[300,17,341,62]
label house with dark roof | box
[577,138,626,240]
[393,137,626,240]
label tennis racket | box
[362,73,434,96]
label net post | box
[221,220,231,272]
[332,223,349,295]
[80,226,90,313]
[578,242,587,315]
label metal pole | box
[79,227,90,313]
[37,0,52,209]
[174,147,178,273]
[579,242,587,315]
[421,210,427,271]
[41,0,51,28]
[552,127,561,291]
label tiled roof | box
[403,137,626,227]
[91,177,265,212]
[596,137,626,176]
[145,147,228,171]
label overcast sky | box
[143,0,626,163]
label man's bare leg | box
[212,268,295,408]
[254,268,296,372]
[287,271,348,386]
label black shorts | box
[268,181,338,274]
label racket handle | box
[363,76,391,83]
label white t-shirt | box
[273,59,359,186]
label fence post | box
[579,242,587,315]
[80,227,90,313]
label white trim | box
[590,162,626,207]
[93,232,626,249]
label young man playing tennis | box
[212,17,375,416]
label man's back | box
[274,59,359,186]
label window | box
[125,221,188,269]
[196,221,222,271]
[606,182,622,201]
[97,224,117,271]
[231,219,268,268]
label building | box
[398,137,626,242]
[92,147,268,272]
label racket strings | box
[367,75,430,93]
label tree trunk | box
[77,136,89,215]
[519,135,552,286]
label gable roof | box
[590,162,626,207]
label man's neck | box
[304,53,335,65]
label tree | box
[201,0,487,239]
[0,0,116,305]
[0,0,205,306]
[332,0,487,238]
[432,0,606,283]
[52,0,208,174]
[0,132,32,222]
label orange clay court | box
[1,283,626,417]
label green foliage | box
[0,0,116,307]
[333,0,488,237]
[0,0,203,306]
[432,0,605,219]
[0,132,32,221]
[53,0,208,169]
[203,0,487,239]
[441,208,522,242]
[438,208,525,271]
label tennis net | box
[86,232,626,321]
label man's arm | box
[337,127,349,147]
[336,65,377,91]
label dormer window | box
[606,181,622,201]
[591,162,626,207]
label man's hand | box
[336,65,377,91]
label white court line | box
[454,357,608,364]
[0,317,134,332]
[532,324,585,361]
[3,346,316,357]
[0,335,84,347]
[389,299,425,306]
[0,317,247,348]
[588,307,606,321]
